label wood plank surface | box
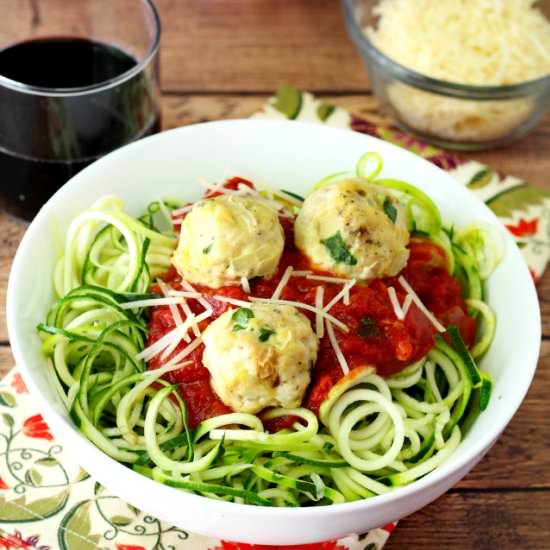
[158,0,370,93]
[386,491,550,550]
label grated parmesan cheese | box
[250,296,349,333]
[120,296,185,309]
[271,266,294,300]
[157,279,186,339]
[306,274,353,284]
[326,320,349,375]
[398,276,446,332]
[366,0,550,141]
[315,286,325,339]
[241,276,251,294]
[387,286,405,321]
[323,279,357,313]
[367,0,550,86]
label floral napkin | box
[2,87,549,550]
[254,87,550,281]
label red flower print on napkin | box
[505,217,539,237]
[10,373,27,395]
[214,541,346,550]
[22,415,53,441]
[0,532,32,549]
[0,477,9,490]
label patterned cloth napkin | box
[1,88,549,549]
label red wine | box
[0,37,160,220]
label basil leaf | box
[232,308,254,331]
[383,197,397,224]
[357,315,381,338]
[321,231,357,266]
[259,328,274,342]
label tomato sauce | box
[147,184,475,428]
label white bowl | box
[7,119,540,545]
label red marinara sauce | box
[146,185,475,429]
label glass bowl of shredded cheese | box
[342,0,550,150]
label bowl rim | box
[6,118,542,524]
[341,0,550,100]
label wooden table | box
[1,2,549,548]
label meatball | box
[172,195,285,289]
[294,178,409,280]
[202,303,318,414]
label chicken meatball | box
[294,178,409,280]
[172,195,285,289]
[202,303,318,414]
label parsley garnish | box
[357,315,381,338]
[202,243,213,254]
[259,328,274,342]
[231,308,254,331]
[383,197,397,224]
[321,231,357,266]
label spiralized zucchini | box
[38,153,502,506]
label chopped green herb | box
[259,328,274,342]
[357,315,381,338]
[231,308,254,331]
[202,243,213,254]
[383,197,398,223]
[321,231,357,266]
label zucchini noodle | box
[38,152,502,507]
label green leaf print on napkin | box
[317,101,336,121]
[272,85,303,119]
[486,184,550,217]
[58,501,102,550]
[467,169,494,189]
[0,391,16,408]
[0,489,70,522]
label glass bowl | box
[342,0,550,151]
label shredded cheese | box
[387,286,405,321]
[326,320,349,375]
[179,296,201,339]
[137,323,189,362]
[314,286,325,339]
[306,274,353,284]
[271,266,294,300]
[157,279,185,333]
[241,276,251,294]
[250,297,349,333]
[162,336,204,369]
[366,0,550,141]
[323,279,356,312]
[291,270,313,277]
[212,295,251,308]
[402,294,413,317]
[137,308,212,362]
[398,276,446,332]
[171,204,194,216]
[367,0,550,86]
[120,296,185,309]
[166,290,204,299]
[179,280,212,311]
